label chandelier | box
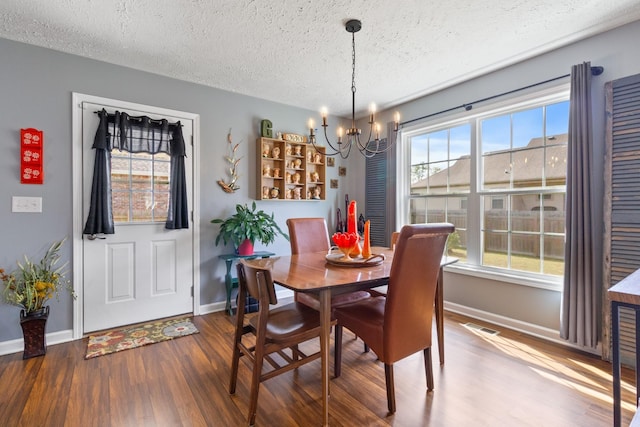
[308,19,399,159]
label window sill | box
[444,263,563,292]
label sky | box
[410,100,570,169]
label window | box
[402,88,568,278]
[111,150,171,223]
[408,124,470,261]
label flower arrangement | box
[1,239,75,314]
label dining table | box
[244,246,456,426]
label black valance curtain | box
[83,109,189,235]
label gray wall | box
[0,37,348,342]
[2,18,640,346]
[364,20,640,338]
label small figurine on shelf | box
[262,164,271,177]
[293,159,302,168]
[262,186,270,199]
[292,172,301,184]
[310,171,319,183]
[285,171,292,183]
[273,168,281,178]
[285,188,293,199]
[307,150,313,163]
[294,145,302,156]
[272,146,281,159]
[270,187,280,199]
[312,187,321,199]
[293,187,302,200]
[285,144,292,156]
[263,144,271,158]
[314,153,322,164]
[307,189,311,200]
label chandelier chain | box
[351,32,356,94]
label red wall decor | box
[20,128,44,184]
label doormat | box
[85,317,199,359]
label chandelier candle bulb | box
[309,119,315,137]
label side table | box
[219,251,275,315]
[609,267,640,427]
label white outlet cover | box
[12,196,42,213]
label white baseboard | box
[0,329,74,357]
[444,301,601,356]
[199,289,294,315]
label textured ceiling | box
[2,0,640,117]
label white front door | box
[80,99,195,333]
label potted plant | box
[211,202,289,255]
[1,238,76,359]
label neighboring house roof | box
[411,134,568,191]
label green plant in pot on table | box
[211,202,289,255]
[1,238,76,359]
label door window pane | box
[111,150,170,223]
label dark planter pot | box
[20,306,49,359]
[237,239,254,256]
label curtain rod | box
[93,110,181,127]
[400,65,604,127]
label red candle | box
[348,200,357,234]
[347,201,361,256]
[362,220,371,258]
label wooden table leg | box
[319,289,331,426]
[436,267,444,365]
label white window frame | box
[397,84,569,290]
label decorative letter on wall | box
[20,128,44,184]
[260,119,273,138]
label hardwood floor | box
[0,310,636,426]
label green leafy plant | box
[211,202,289,248]
[1,239,76,313]
[446,231,461,255]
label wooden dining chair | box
[229,260,334,426]
[368,231,400,296]
[286,217,371,310]
[391,231,400,250]
[333,223,455,414]
[287,217,372,355]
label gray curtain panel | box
[83,109,189,235]
[560,62,597,348]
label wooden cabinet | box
[256,137,326,201]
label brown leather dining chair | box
[286,218,371,310]
[229,260,334,426]
[333,223,455,414]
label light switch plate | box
[12,196,42,213]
